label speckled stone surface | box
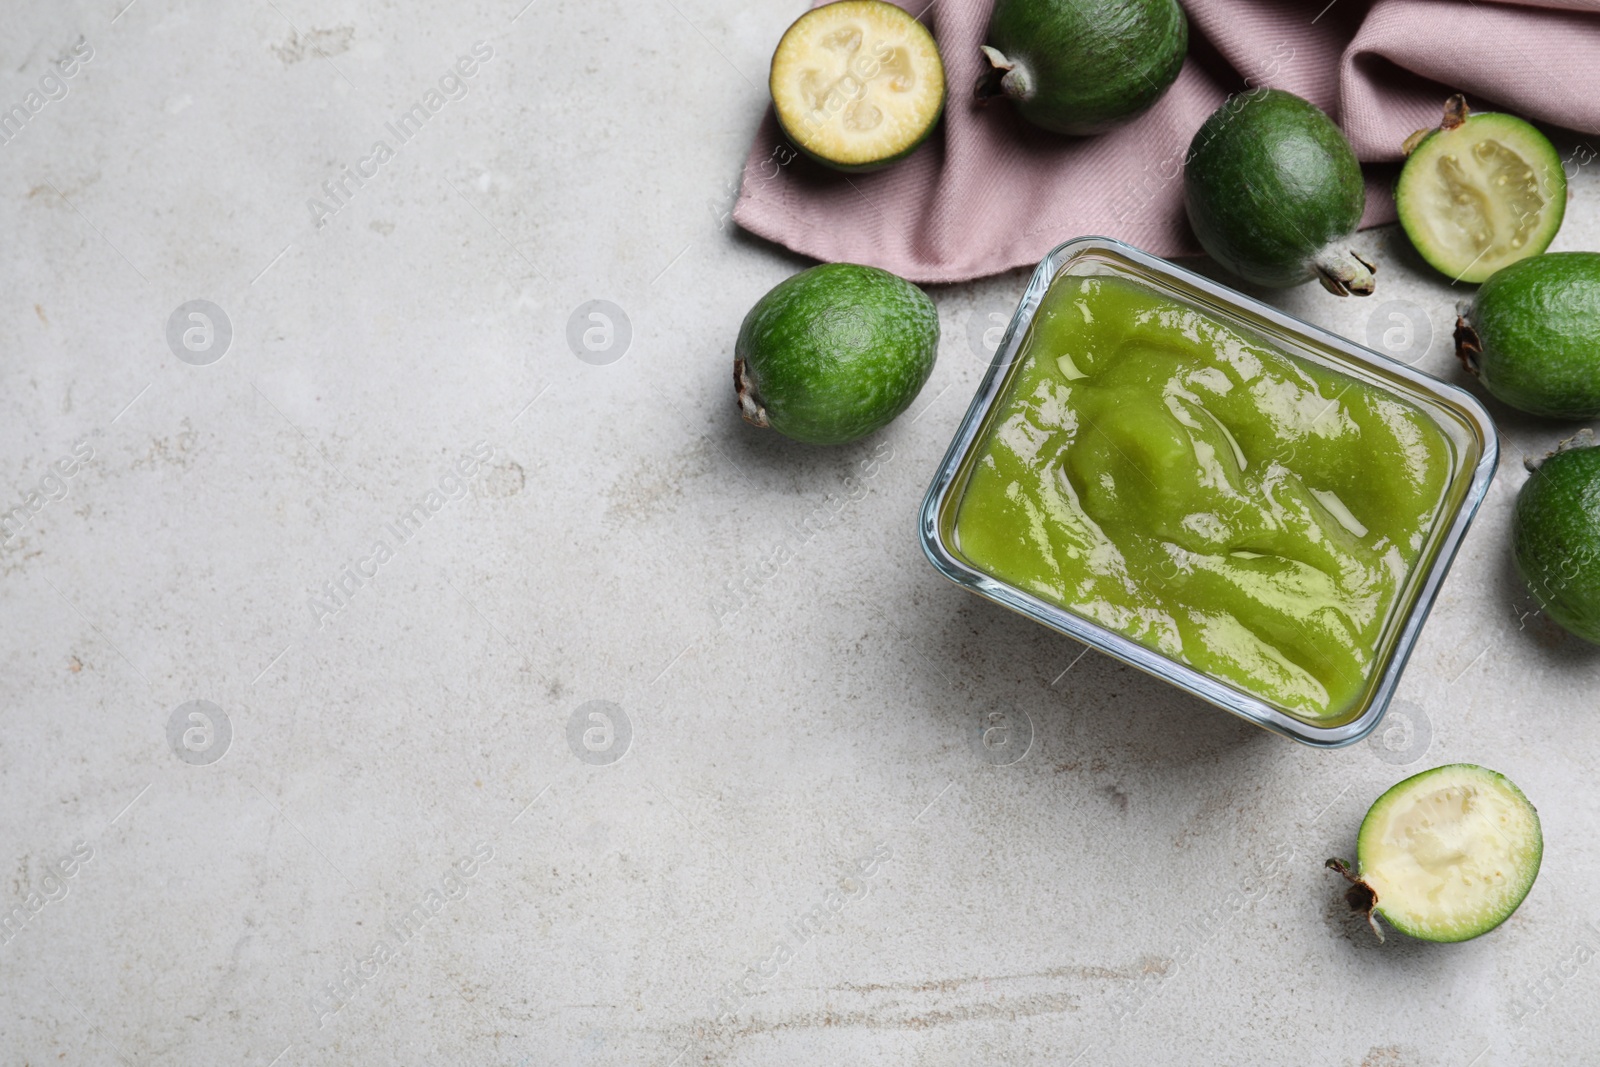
[4,2,1600,1065]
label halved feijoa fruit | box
[977,0,1186,136]
[770,0,946,173]
[1328,764,1542,943]
[735,263,938,445]
[1184,89,1375,295]
[1396,95,1566,284]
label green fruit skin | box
[986,0,1186,136]
[1465,253,1600,419]
[737,263,938,445]
[1357,764,1542,943]
[1514,445,1600,644]
[1184,89,1366,288]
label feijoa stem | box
[976,46,1032,104]
[1441,94,1470,130]
[1402,94,1471,155]
[1325,858,1385,942]
[1526,427,1597,473]
[1312,246,1377,297]
[1454,315,1483,376]
[735,358,769,428]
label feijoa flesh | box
[1397,95,1565,284]
[1456,252,1600,419]
[1184,89,1375,295]
[977,0,1186,136]
[735,263,938,445]
[1328,764,1542,943]
[770,0,946,172]
[1514,442,1600,644]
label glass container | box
[919,237,1498,746]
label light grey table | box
[4,1,1599,1064]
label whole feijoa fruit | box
[735,263,938,445]
[1184,89,1375,295]
[1513,441,1600,643]
[977,0,1186,136]
[1456,252,1600,419]
[1397,95,1566,284]
[1328,764,1542,942]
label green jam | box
[954,273,1454,723]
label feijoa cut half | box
[1456,252,1600,419]
[770,0,946,172]
[1513,441,1600,643]
[1328,764,1542,943]
[977,0,1187,136]
[735,263,938,445]
[1396,95,1566,284]
[1184,89,1375,295]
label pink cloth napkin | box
[734,0,1600,283]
